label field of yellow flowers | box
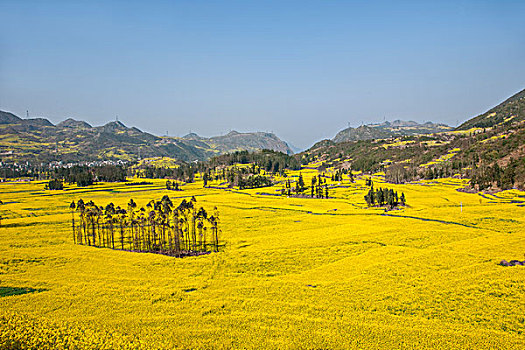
[1,172,524,349]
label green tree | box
[297,173,305,193]
[70,201,76,243]
[47,179,64,190]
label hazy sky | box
[1,1,524,149]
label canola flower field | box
[1,170,525,349]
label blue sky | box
[1,0,524,149]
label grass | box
[0,172,524,349]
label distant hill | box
[56,118,92,129]
[179,130,293,155]
[457,88,525,130]
[0,111,53,127]
[333,120,452,142]
[181,132,204,141]
[0,111,293,163]
[0,111,22,124]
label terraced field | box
[1,172,524,349]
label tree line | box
[53,165,127,184]
[364,183,406,208]
[69,195,220,257]
[364,178,405,208]
[133,164,197,183]
[44,165,127,189]
[200,164,276,189]
[165,179,183,191]
[331,169,354,182]
[281,173,331,198]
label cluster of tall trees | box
[309,174,329,198]
[45,179,64,190]
[201,168,229,186]
[237,175,273,189]
[165,180,182,191]
[331,169,353,182]
[364,185,405,208]
[281,173,330,198]
[70,195,220,257]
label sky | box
[1,1,524,150]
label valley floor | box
[1,174,524,349]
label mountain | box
[286,142,303,154]
[24,118,55,127]
[0,111,53,127]
[0,111,23,124]
[302,92,525,189]
[181,132,204,141]
[457,88,525,130]
[333,120,453,142]
[185,130,293,155]
[0,112,294,163]
[57,118,92,129]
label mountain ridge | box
[0,111,293,163]
[456,88,525,130]
[333,120,453,143]
[301,89,525,189]
[180,130,293,155]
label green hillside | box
[302,91,525,190]
[457,88,525,130]
[0,112,293,163]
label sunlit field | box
[1,171,524,349]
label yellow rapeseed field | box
[1,172,524,349]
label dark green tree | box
[296,173,305,193]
